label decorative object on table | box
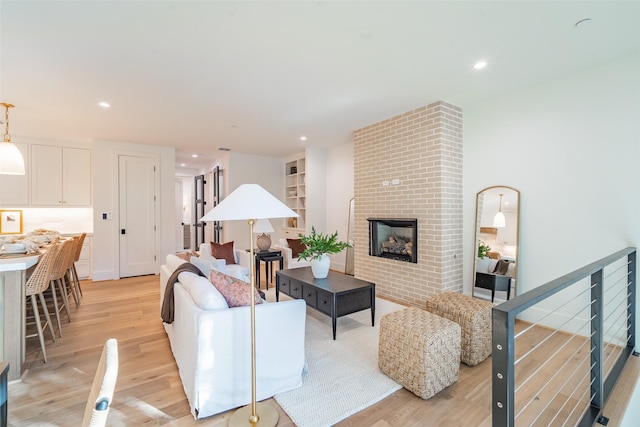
[199,183,297,427]
[253,218,274,251]
[477,241,491,259]
[0,209,22,234]
[0,102,25,175]
[297,226,351,279]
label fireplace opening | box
[368,218,417,263]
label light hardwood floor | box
[9,274,639,426]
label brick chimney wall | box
[353,101,463,306]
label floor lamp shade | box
[198,184,296,427]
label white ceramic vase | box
[310,253,330,279]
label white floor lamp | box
[200,184,298,427]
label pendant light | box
[0,103,25,175]
[493,193,506,228]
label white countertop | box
[0,254,39,272]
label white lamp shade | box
[253,218,274,234]
[493,211,506,228]
[0,141,25,175]
[200,184,298,222]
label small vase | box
[310,253,330,279]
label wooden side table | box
[248,249,283,290]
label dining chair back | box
[25,243,61,363]
[82,338,119,427]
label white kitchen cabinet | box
[31,145,91,206]
[0,142,29,206]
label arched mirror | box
[472,186,520,302]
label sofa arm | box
[187,296,306,417]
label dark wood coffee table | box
[276,267,375,340]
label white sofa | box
[160,254,307,419]
[476,257,516,277]
[190,242,251,281]
[273,238,311,270]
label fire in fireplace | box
[367,218,417,263]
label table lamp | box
[199,184,297,427]
[253,219,274,252]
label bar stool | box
[63,236,81,307]
[69,232,86,299]
[25,243,60,363]
[48,239,75,336]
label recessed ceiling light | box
[300,136,307,141]
[473,61,487,70]
[98,101,110,108]
[180,163,186,167]
[191,154,198,158]
[575,18,592,27]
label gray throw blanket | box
[161,262,206,324]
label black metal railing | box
[492,247,636,426]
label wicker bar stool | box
[64,236,81,307]
[25,244,61,363]
[47,238,76,336]
[69,232,87,299]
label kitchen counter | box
[1,253,40,381]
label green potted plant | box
[298,226,351,278]
[477,241,492,259]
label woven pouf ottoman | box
[378,307,461,399]
[425,292,493,366]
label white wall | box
[325,142,354,272]
[463,53,640,333]
[92,139,176,281]
[214,152,284,251]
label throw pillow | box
[287,238,306,258]
[210,241,236,265]
[209,270,263,308]
[493,259,510,275]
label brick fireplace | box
[353,101,463,306]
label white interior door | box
[119,155,158,278]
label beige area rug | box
[264,289,405,427]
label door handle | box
[121,229,126,235]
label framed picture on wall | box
[0,210,23,234]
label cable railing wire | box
[514,304,594,368]
[528,357,595,427]
[515,332,592,420]
[514,315,594,395]
[514,282,594,341]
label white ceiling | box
[1,1,639,170]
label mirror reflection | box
[473,186,520,302]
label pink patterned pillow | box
[209,270,263,307]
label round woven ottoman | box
[424,292,493,366]
[378,307,461,399]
